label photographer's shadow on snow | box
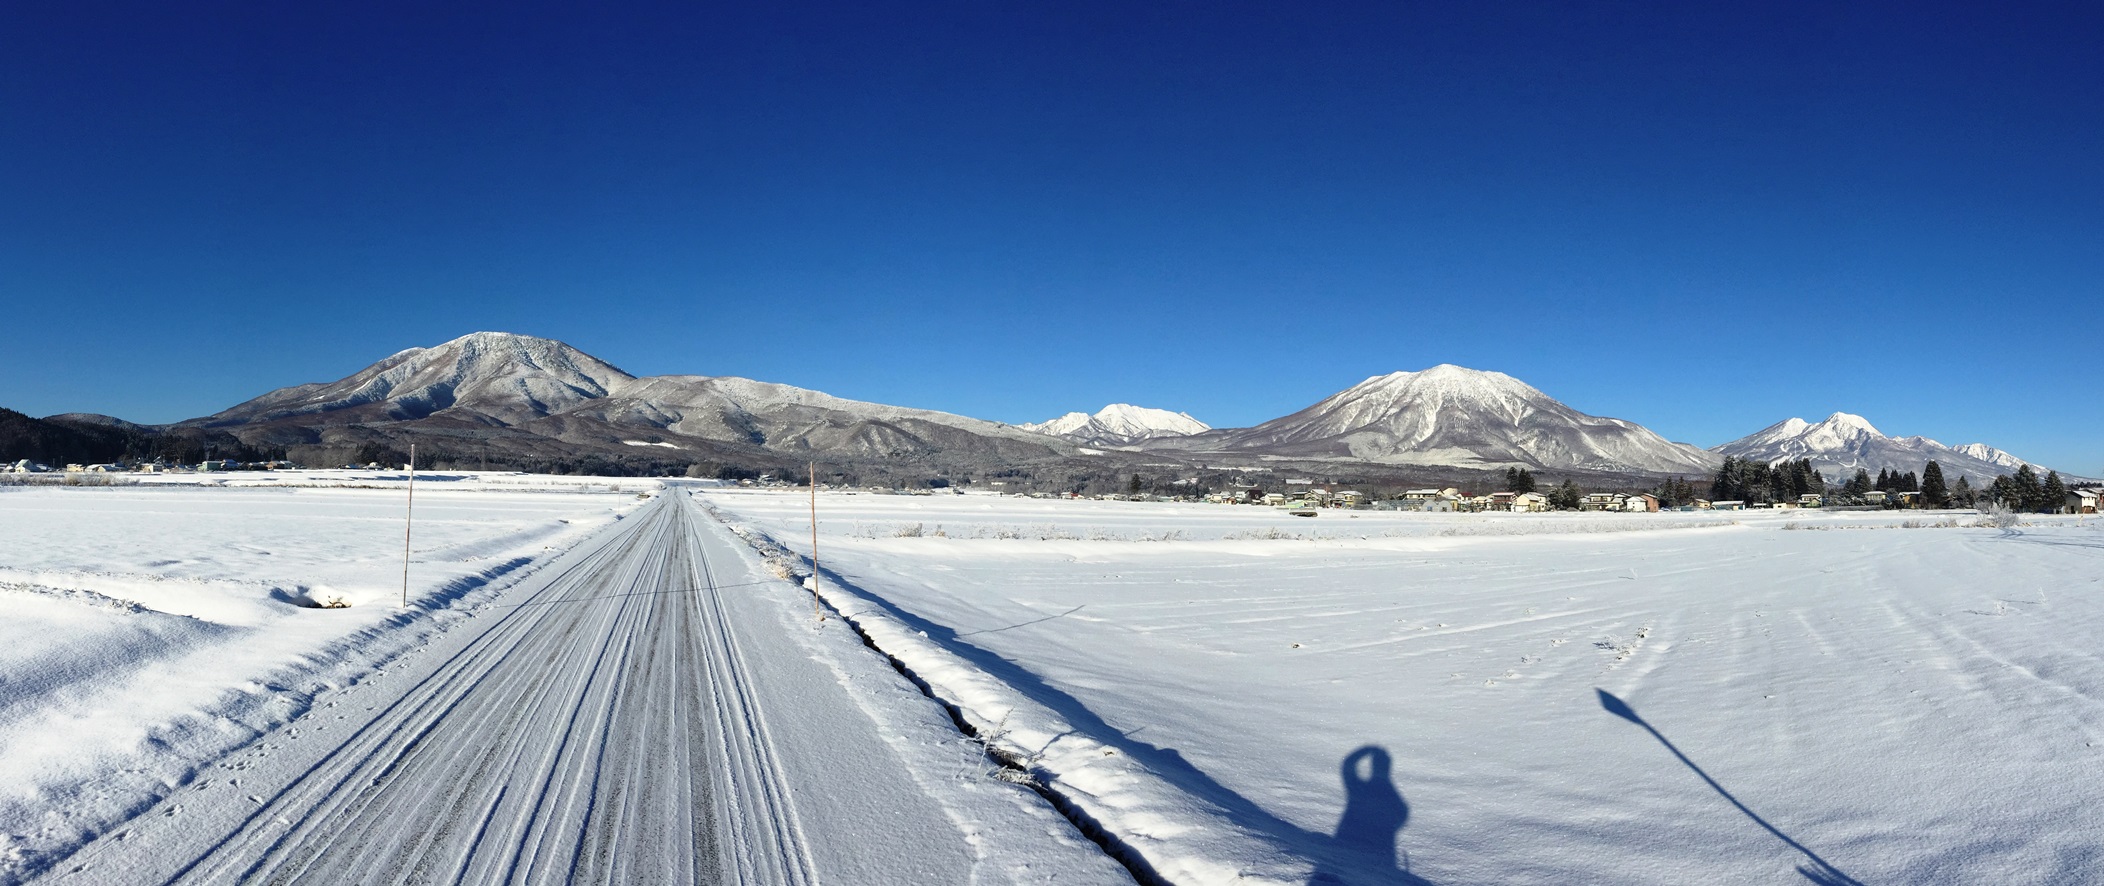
[1308,745,1438,885]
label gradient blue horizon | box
[3,2,2098,473]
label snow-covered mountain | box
[184,332,1071,467]
[194,332,634,427]
[545,375,1071,461]
[1712,412,2059,485]
[1019,404,1209,447]
[1951,442,2033,473]
[1149,365,1718,475]
[42,413,152,433]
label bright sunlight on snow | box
[707,489,2104,885]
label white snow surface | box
[1713,411,2069,485]
[0,475,1127,885]
[1021,405,1211,447]
[709,489,2104,885]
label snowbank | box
[706,489,2104,884]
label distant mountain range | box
[7,331,2076,485]
[1019,405,1210,448]
[1135,365,1718,475]
[1709,412,2052,485]
[167,332,1073,476]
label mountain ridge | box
[1145,364,1720,475]
[13,332,2079,485]
[1711,412,2070,485]
[1020,404,1210,447]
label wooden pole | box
[810,461,822,622]
[401,443,415,608]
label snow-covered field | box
[10,476,2100,885]
[1,474,1135,885]
[0,472,651,877]
[707,490,2104,884]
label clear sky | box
[4,2,2099,473]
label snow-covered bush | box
[1977,503,2022,528]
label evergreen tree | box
[1989,474,2016,508]
[2043,471,2067,514]
[1128,473,1143,496]
[1549,480,1583,511]
[1710,457,1740,502]
[1900,471,1919,493]
[1920,461,1948,508]
[1951,475,1975,508]
[1844,469,1871,498]
[1781,459,1819,500]
[1767,467,1790,504]
[2011,465,2043,512]
[1653,476,1698,508]
[1504,467,1536,493]
[1874,468,1893,492]
[1743,460,1774,504]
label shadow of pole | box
[1597,689,1867,886]
[1308,745,1436,885]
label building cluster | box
[5,459,301,474]
[1378,488,1659,513]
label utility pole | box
[810,461,823,622]
[401,443,416,608]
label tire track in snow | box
[36,493,814,885]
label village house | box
[1398,488,1462,512]
[2069,488,2099,515]
[1580,492,1629,512]
[1626,493,1660,513]
[1514,491,1550,512]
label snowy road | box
[30,489,1111,885]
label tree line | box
[1709,457,1823,505]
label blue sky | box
[4,2,2099,473]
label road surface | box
[35,489,1091,885]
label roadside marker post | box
[810,461,824,623]
[401,443,415,608]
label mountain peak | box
[1020,403,1209,446]
[1821,412,1881,436]
[1153,366,1716,474]
[192,331,633,426]
[1360,365,1533,394]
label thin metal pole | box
[810,461,822,622]
[401,443,415,608]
